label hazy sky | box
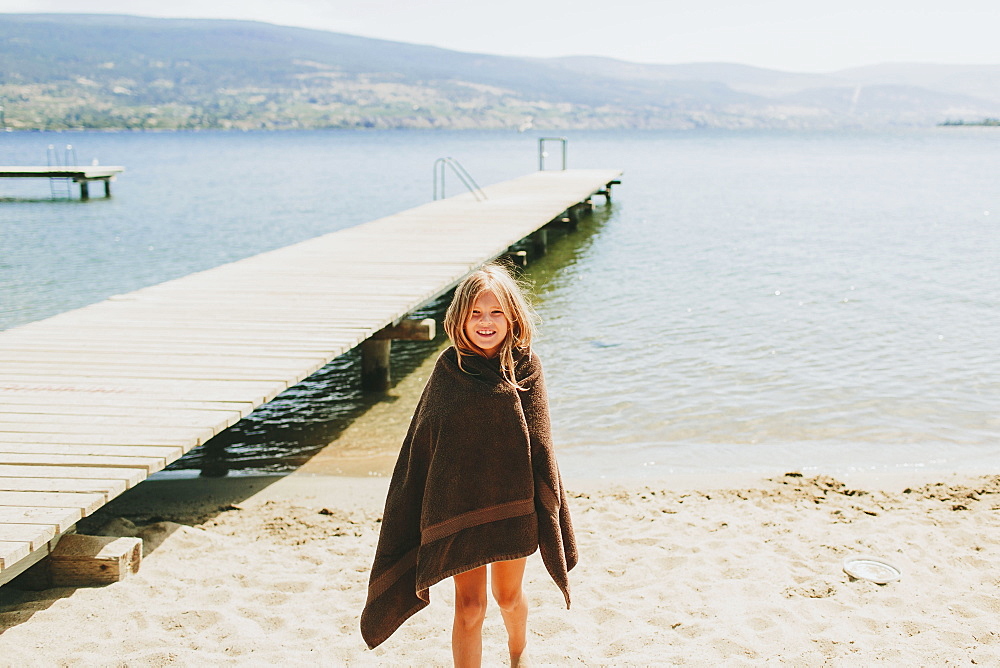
[3,0,999,72]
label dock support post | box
[361,340,392,391]
[79,181,90,201]
[530,229,548,255]
[103,179,112,198]
[596,180,620,202]
[567,202,592,226]
[573,201,592,220]
[362,318,436,391]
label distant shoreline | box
[938,118,1000,126]
[0,123,968,134]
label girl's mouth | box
[476,329,496,336]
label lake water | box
[1,128,998,479]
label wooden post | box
[79,181,90,201]
[20,534,143,588]
[361,339,392,392]
[103,179,112,198]
[530,229,548,255]
[567,202,591,226]
[363,318,435,391]
[564,209,579,230]
[597,180,620,202]
[50,535,141,586]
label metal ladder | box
[433,157,488,201]
[46,143,77,199]
[538,137,567,170]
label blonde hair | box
[444,263,538,389]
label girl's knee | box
[454,593,488,628]
[492,585,524,613]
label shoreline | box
[2,468,999,664]
[135,463,1000,499]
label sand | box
[2,470,1000,666]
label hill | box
[2,13,999,130]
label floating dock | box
[0,167,622,586]
[0,166,125,199]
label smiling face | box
[463,289,510,358]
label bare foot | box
[511,649,531,668]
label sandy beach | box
[1,468,999,666]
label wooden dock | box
[0,167,622,586]
[0,166,125,199]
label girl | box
[361,263,577,667]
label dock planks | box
[0,168,621,585]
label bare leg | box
[491,558,529,666]
[453,566,488,668]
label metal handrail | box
[433,157,487,201]
[47,143,77,198]
[538,137,567,171]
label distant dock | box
[0,166,621,586]
[0,166,125,199]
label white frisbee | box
[842,556,902,584]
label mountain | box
[540,57,1000,121]
[535,58,842,97]
[832,63,1000,106]
[2,13,999,130]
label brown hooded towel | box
[360,346,577,649]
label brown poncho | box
[360,346,577,649]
